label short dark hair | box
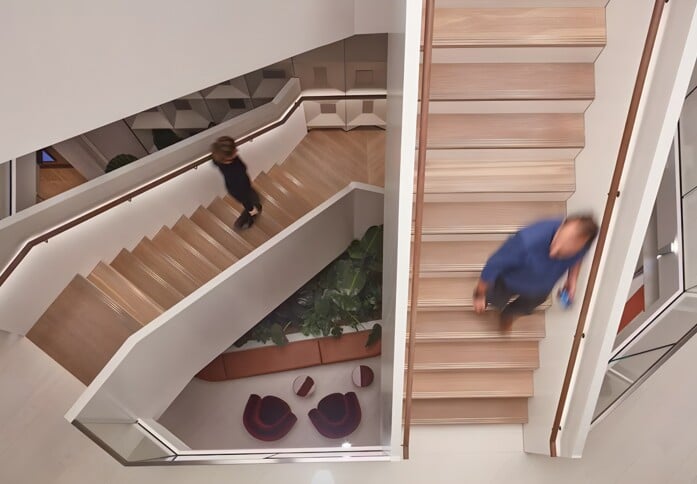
[564,214,599,242]
[211,136,237,162]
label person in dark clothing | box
[211,136,262,229]
[473,215,599,329]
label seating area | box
[243,394,297,442]
[160,352,381,449]
[309,392,362,439]
[241,367,372,442]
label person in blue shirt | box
[473,215,599,329]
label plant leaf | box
[270,323,288,346]
[366,323,382,348]
[328,291,361,313]
[333,260,367,296]
[331,325,343,338]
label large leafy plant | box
[234,225,383,347]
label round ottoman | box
[351,365,374,388]
[293,375,316,397]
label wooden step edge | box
[110,252,186,309]
[410,331,545,342]
[152,228,222,278]
[410,416,528,425]
[421,142,585,151]
[174,217,238,266]
[76,276,144,335]
[87,265,164,325]
[268,170,320,207]
[192,208,255,254]
[415,300,552,310]
[421,225,529,235]
[136,239,207,287]
[409,362,540,371]
[429,39,606,49]
[409,390,533,399]
[421,263,483,273]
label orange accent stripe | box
[618,286,645,333]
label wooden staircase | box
[409,1,605,425]
[28,129,385,385]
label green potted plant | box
[105,154,138,173]
[233,225,384,348]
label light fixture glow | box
[341,442,352,449]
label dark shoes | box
[234,204,263,230]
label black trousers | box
[486,278,548,318]
[231,188,262,227]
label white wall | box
[67,186,384,424]
[0,162,10,219]
[84,121,149,163]
[53,137,107,180]
[354,0,393,35]
[0,86,306,336]
[558,0,697,457]
[0,0,358,163]
[523,0,657,455]
[15,153,36,211]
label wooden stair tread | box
[431,8,606,47]
[133,238,205,286]
[424,113,585,150]
[423,160,575,195]
[150,230,220,283]
[416,272,551,310]
[421,200,565,234]
[254,173,309,220]
[216,196,279,244]
[110,250,184,310]
[131,242,199,297]
[306,130,370,183]
[27,276,141,385]
[420,239,501,272]
[190,206,254,259]
[428,63,595,101]
[412,310,545,341]
[257,172,313,215]
[172,216,237,271]
[291,138,357,186]
[410,398,528,425]
[410,340,539,370]
[282,156,343,199]
[410,369,534,398]
[87,261,163,325]
[267,167,325,208]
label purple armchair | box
[243,394,297,441]
[308,392,362,439]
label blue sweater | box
[480,219,588,296]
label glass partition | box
[594,73,697,422]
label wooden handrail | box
[549,0,668,457]
[402,0,435,461]
[0,92,386,289]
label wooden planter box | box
[197,329,381,381]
